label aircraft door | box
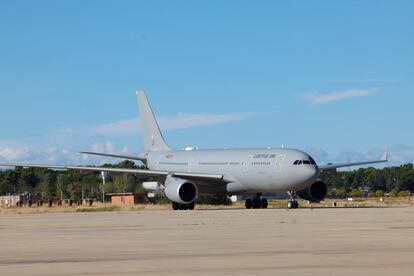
[243,155,251,172]
[273,154,286,173]
[188,157,194,172]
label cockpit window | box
[294,158,316,166]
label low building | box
[0,195,21,207]
[0,194,44,207]
[108,193,151,207]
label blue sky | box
[0,0,413,166]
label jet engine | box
[164,177,198,204]
[297,181,327,202]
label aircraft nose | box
[303,165,319,182]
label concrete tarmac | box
[0,207,413,276]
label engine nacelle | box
[164,177,198,204]
[297,181,328,202]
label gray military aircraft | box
[0,91,388,210]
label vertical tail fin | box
[136,90,171,152]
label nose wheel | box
[287,190,299,209]
[245,194,268,209]
[287,200,299,209]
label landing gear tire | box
[246,196,268,209]
[173,202,195,211]
[245,199,252,209]
[252,198,261,209]
[261,198,268,209]
[288,200,299,209]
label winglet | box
[381,151,388,162]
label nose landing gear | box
[245,194,268,209]
[287,200,299,209]
[287,190,299,209]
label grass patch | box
[268,200,289,209]
[76,206,120,213]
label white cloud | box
[387,145,414,165]
[92,112,257,136]
[0,147,32,162]
[327,79,397,83]
[1,139,413,168]
[0,111,258,165]
[0,140,139,166]
[301,88,378,105]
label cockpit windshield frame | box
[293,159,316,166]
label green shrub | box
[348,188,362,197]
[398,190,411,197]
[197,194,232,205]
[152,191,170,204]
[328,188,347,198]
[389,189,399,197]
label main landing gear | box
[245,194,268,209]
[287,190,299,209]
[172,201,195,211]
[287,200,299,209]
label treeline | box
[0,161,146,200]
[0,162,413,200]
[321,163,414,197]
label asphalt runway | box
[1,207,413,276]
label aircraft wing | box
[173,172,230,185]
[0,163,227,183]
[319,151,388,171]
[80,151,147,162]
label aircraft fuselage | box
[147,148,319,195]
